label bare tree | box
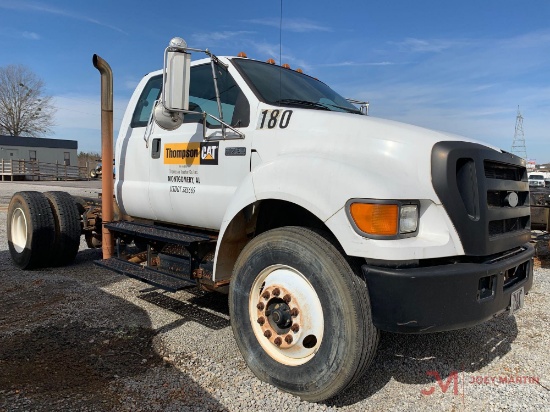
[0,64,56,137]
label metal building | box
[0,135,77,165]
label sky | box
[0,0,549,161]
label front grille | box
[487,190,529,208]
[489,216,530,237]
[484,160,525,181]
[432,142,531,256]
[456,158,479,219]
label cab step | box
[95,257,196,292]
[105,220,215,246]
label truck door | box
[148,63,251,229]
[115,75,161,220]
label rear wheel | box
[7,191,55,269]
[44,191,81,266]
[229,227,379,402]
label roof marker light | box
[282,63,291,69]
[296,68,303,73]
[266,58,276,64]
[238,52,248,58]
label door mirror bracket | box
[155,37,244,140]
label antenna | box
[279,0,283,105]
[511,106,527,160]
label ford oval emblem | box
[505,192,519,208]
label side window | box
[131,75,162,128]
[130,65,250,129]
[186,64,249,128]
[29,150,36,161]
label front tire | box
[7,191,55,269]
[229,227,379,402]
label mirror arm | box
[209,58,225,136]
[204,113,245,140]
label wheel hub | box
[268,301,292,330]
[249,265,324,366]
[11,208,28,253]
[256,284,301,349]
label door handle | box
[151,138,161,159]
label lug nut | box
[283,294,291,303]
[264,330,272,338]
[290,308,299,317]
[256,302,265,310]
[257,317,265,325]
[274,337,282,346]
[262,291,270,300]
[273,288,280,297]
[285,334,293,344]
[291,323,300,333]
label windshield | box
[232,59,361,114]
[530,175,544,180]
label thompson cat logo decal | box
[164,142,219,165]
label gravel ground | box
[0,181,549,411]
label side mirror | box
[164,47,191,111]
[155,37,191,130]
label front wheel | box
[229,227,379,402]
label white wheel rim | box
[249,264,324,366]
[11,207,28,253]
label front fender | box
[213,155,463,280]
[251,155,433,217]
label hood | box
[253,108,503,201]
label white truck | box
[6,37,534,402]
[528,172,548,188]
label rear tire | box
[44,191,81,266]
[7,191,55,269]
[229,227,379,402]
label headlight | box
[400,204,419,233]
[346,200,419,239]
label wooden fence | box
[0,159,88,181]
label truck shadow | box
[325,315,518,407]
[0,249,227,411]
[138,290,230,334]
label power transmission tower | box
[511,106,527,160]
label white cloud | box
[501,29,550,49]
[0,0,127,34]
[245,40,312,71]
[21,31,40,40]
[319,61,394,67]
[390,37,466,53]
[245,18,331,33]
[191,30,255,45]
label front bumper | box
[362,244,534,333]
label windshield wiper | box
[274,99,331,111]
[323,102,362,114]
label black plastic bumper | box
[362,244,534,333]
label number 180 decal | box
[257,109,293,130]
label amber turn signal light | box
[349,203,399,236]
